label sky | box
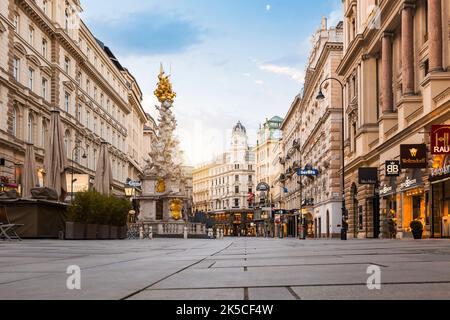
[80,0,343,166]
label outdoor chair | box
[0,206,23,241]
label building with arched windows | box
[193,121,256,236]
[0,0,156,197]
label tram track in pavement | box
[120,241,235,300]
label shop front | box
[430,155,450,238]
[398,171,427,238]
[379,177,398,239]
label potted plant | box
[110,197,131,239]
[85,191,101,240]
[410,220,424,240]
[66,195,88,240]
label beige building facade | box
[0,0,154,197]
[254,116,283,208]
[338,0,450,238]
[298,19,344,238]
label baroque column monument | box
[139,65,189,227]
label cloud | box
[254,80,264,85]
[328,8,343,27]
[266,5,271,12]
[259,64,305,84]
[83,11,205,55]
[243,73,251,77]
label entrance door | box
[326,211,330,238]
[372,196,380,238]
[156,200,163,220]
[318,217,322,238]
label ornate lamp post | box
[316,77,347,240]
[71,146,87,203]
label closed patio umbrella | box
[44,110,68,201]
[22,143,38,198]
[94,141,112,195]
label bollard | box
[183,226,188,239]
[216,229,220,239]
[208,228,213,239]
[139,225,144,240]
[220,229,224,239]
[149,226,153,240]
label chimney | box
[321,16,328,30]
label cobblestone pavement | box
[1,238,449,300]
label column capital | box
[381,32,395,40]
[401,0,416,11]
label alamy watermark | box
[66,265,81,290]
[366,265,381,290]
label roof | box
[269,116,284,123]
[95,38,124,71]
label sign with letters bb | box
[385,161,400,176]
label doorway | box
[326,210,330,238]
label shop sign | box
[379,185,394,196]
[400,144,427,168]
[297,168,319,176]
[256,182,270,192]
[400,177,418,191]
[127,180,142,188]
[385,161,400,176]
[431,125,450,154]
[431,164,450,178]
[358,167,378,185]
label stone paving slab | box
[0,238,449,300]
[129,288,244,300]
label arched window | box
[64,130,71,158]
[12,107,18,137]
[27,113,34,143]
[41,119,47,147]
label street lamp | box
[316,77,347,240]
[71,146,87,202]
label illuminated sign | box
[400,144,427,169]
[431,125,450,154]
[385,161,400,176]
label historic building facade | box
[0,0,153,196]
[337,0,450,238]
[192,122,256,236]
[299,19,344,238]
[280,96,302,211]
[254,116,283,207]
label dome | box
[233,121,246,134]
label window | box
[235,186,239,194]
[248,175,252,182]
[86,145,90,169]
[41,78,47,99]
[100,122,104,138]
[28,26,34,45]
[12,107,18,137]
[41,119,47,147]
[100,94,104,107]
[234,199,239,208]
[93,149,97,168]
[86,47,90,59]
[93,117,97,134]
[64,131,71,158]
[65,8,69,31]
[27,113,34,143]
[106,99,110,113]
[28,68,34,90]
[86,111,90,128]
[235,175,239,182]
[65,92,70,113]
[13,14,19,32]
[64,57,70,74]
[42,38,47,58]
[77,104,82,122]
[93,87,97,101]
[86,79,90,95]
[13,57,20,81]
[43,0,48,14]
